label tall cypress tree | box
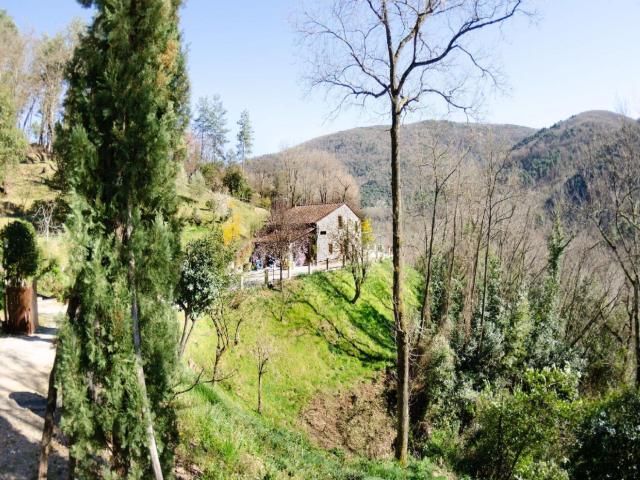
[55,0,188,477]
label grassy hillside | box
[0,160,268,267]
[0,159,57,227]
[176,263,449,479]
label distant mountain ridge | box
[252,110,636,209]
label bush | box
[37,256,67,300]
[200,161,224,191]
[1,220,39,284]
[462,367,578,480]
[222,166,253,201]
[570,388,640,480]
[256,195,271,210]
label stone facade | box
[315,204,360,262]
[252,203,360,267]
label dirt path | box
[0,298,67,480]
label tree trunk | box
[442,196,459,325]
[127,210,164,480]
[418,190,439,341]
[212,348,223,384]
[634,281,640,387]
[257,372,263,415]
[32,278,39,330]
[178,310,191,358]
[479,204,493,353]
[390,109,409,465]
[38,348,59,479]
[3,280,7,327]
[130,279,164,480]
[463,212,485,343]
[351,278,362,304]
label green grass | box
[177,382,445,480]
[178,262,444,478]
[0,161,57,229]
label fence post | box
[264,269,269,286]
[326,258,329,271]
[308,263,311,275]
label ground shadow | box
[0,326,58,344]
[301,273,396,352]
[295,297,389,363]
[9,391,46,419]
[0,412,67,479]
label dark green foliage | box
[1,220,39,284]
[464,367,578,480]
[527,220,576,369]
[177,228,233,319]
[55,0,188,476]
[199,161,224,191]
[570,389,640,480]
[455,257,507,389]
[222,166,253,201]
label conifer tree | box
[236,109,253,169]
[53,0,189,477]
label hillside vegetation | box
[251,119,534,208]
[177,262,449,479]
[250,111,639,213]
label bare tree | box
[183,131,201,182]
[251,147,361,207]
[33,200,57,239]
[209,295,245,384]
[298,0,527,463]
[256,202,300,287]
[252,328,274,415]
[336,217,374,303]
[585,121,640,385]
[476,141,517,352]
[32,22,81,152]
[414,131,465,342]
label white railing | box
[238,246,391,289]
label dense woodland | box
[0,1,639,480]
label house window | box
[338,215,344,228]
[329,243,333,255]
[320,230,327,235]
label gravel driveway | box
[0,298,67,480]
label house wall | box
[315,204,360,263]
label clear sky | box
[3,0,639,156]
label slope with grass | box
[177,262,450,479]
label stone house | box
[252,203,361,267]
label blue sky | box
[3,0,639,155]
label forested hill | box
[510,110,639,207]
[252,110,636,209]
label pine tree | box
[236,109,253,169]
[192,94,228,163]
[54,0,189,477]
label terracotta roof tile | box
[281,203,345,225]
